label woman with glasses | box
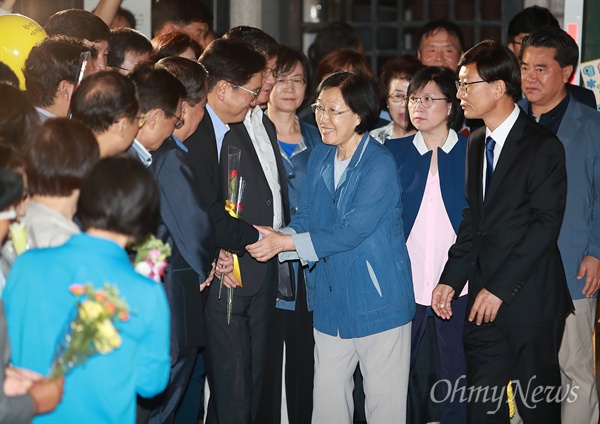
[256,45,321,424]
[371,55,424,144]
[385,66,468,424]
[248,71,415,423]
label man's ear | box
[58,80,75,102]
[215,80,229,101]
[145,109,162,129]
[562,64,574,83]
[495,79,507,100]
[181,101,190,118]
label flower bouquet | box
[221,145,246,325]
[50,283,131,379]
[133,234,171,282]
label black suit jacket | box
[149,137,215,354]
[220,113,292,297]
[185,111,259,254]
[439,110,573,326]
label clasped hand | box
[246,226,291,262]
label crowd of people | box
[0,0,598,423]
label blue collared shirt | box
[172,134,188,152]
[206,104,229,163]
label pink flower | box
[149,260,168,283]
[69,284,86,296]
[105,302,116,314]
[118,311,130,322]
[148,248,162,262]
[229,170,238,180]
[95,292,106,302]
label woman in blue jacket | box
[385,66,468,424]
[248,72,415,423]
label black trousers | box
[203,261,278,424]
[463,317,565,423]
[256,270,314,424]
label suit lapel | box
[484,112,526,204]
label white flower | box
[135,261,152,277]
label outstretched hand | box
[246,226,294,262]
[431,284,456,320]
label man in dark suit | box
[432,40,572,422]
[201,27,293,424]
[183,38,272,423]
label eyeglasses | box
[311,103,351,119]
[135,113,147,128]
[171,113,185,129]
[408,95,450,108]
[110,65,130,73]
[387,93,406,104]
[262,67,276,78]
[455,80,487,95]
[232,83,261,103]
[275,77,307,88]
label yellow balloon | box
[0,14,47,90]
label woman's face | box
[408,80,451,134]
[269,61,307,114]
[387,78,410,130]
[315,87,361,147]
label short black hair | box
[316,71,379,134]
[0,168,23,212]
[276,45,312,103]
[128,62,186,116]
[308,22,362,67]
[151,31,202,62]
[223,26,279,60]
[152,0,213,34]
[0,84,40,168]
[23,36,93,107]
[107,28,153,69]
[199,38,266,92]
[45,9,110,43]
[0,62,19,87]
[507,6,559,41]
[418,20,466,52]
[71,71,139,133]
[407,66,463,131]
[78,155,159,243]
[24,118,99,197]
[157,57,207,106]
[520,26,579,78]
[458,40,522,103]
[378,55,424,108]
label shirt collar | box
[486,104,520,148]
[35,107,55,119]
[413,129,459,155]
[131,139,152,167]
[206,103,230,141]
[172,134,188,152]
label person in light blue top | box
[257,45,321,424]
[248,72,415,423]
[3,156,171,424]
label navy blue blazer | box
[150,136,215,352]
[385,132,468,238]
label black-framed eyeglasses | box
[408,96,450,108]
[387,93,406,104]
[275,77,307,88]
[171,113,185,129]
[455,80,487,95]
[232,83,261,103]
[110,64,130,73]
[311,103,351,118]
[262,67,276,78]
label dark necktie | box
[485,136,496,195]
